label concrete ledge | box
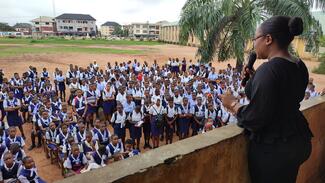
[57,96,325,183]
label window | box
[142,30,148,33]
[64,26,68,29]
[60,26,63,29]
[77,28,82,32]
[136,25,140,28]
[136,30,140,33]
[90,28,93,31]
[83,21,88,24]
[35,27,40,31]
[45,22,49,25]
[69,27,73,30]
[63,20,66,23]
[85,27,88,31]
[35,22,39,25]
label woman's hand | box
[220,94,238,111]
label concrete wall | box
[57,96,325,183]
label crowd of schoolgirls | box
[0,58,251,180]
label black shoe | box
[37,143,42,148]
[28,145,35,151]
[148,144,152,149]
[160,136,164,141]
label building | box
[55,13,96,36]
[31,16,56,36]
[129,21,167,39]
[159,21,200,46]
[101,21,120,37]
[13,23,32,35]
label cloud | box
[0,0,186,26]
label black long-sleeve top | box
[237,57,313,143]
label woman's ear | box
[265,34,273,46]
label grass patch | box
[0,38,163,46]
[0,45,144,58]
[313,54,325,74]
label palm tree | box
[179,0,325,69]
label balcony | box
[57,96,325,183]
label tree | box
[112,25,123,37]
[179,0,325,69]
[0,23,15,31]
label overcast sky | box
[0,0,187,26]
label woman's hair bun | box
[288,17,303,36]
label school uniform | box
[74,130,86,144]
[93,129,111,146]
[55,75,65,92]
[132,89,143,106]
[51,101,62,115]
[149,105,164,137]
[72,96,86,117]
[142,105,151,137]
[110,111,127,139]
[3,98,22,127]
[165,105,178,137]
[116,92,127,105]
[18,167,45,183]
[4,136,25,149]
[177,104,191,135]
[10,79,24,99]
[106,141,124,158]
[102,88,115,115]
[56,131,69,147]
[37,117,52,129]
[129,111,143,140]
[84,90,97,114]
[0,162,20,183]
[21,95,32,113]
[192,104,206,133]
[89,151,106,168]
[45,129,58,150]
[81,140,98,155]
[64,153,88,173]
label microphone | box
[241,51,257,87]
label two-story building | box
[101,21,120,37]
[31,16,56,36]
[55,13,97,36]
[129,21,167,39]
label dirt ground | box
[0,44,324,182]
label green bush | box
[313,54,325,74]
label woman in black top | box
[221,16,313,183]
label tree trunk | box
[235,58,244,72]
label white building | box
[55,13,96,36]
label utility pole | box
[52,0,56,17]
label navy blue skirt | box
[7,111,22,126]
[130,123,142,139]
[86,104,97,114]
[113,123,126,139]
[178,118,190,134]
[58,82,65,91]
[151,117,162,137]
[102,100,114,115]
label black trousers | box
[248,134,312,183]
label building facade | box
[159,21,200,46]
[13,23,32,35]
[31,16,56,36]
[101,21,120,37]
[129,21,167,39]
[55,13,96,36]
